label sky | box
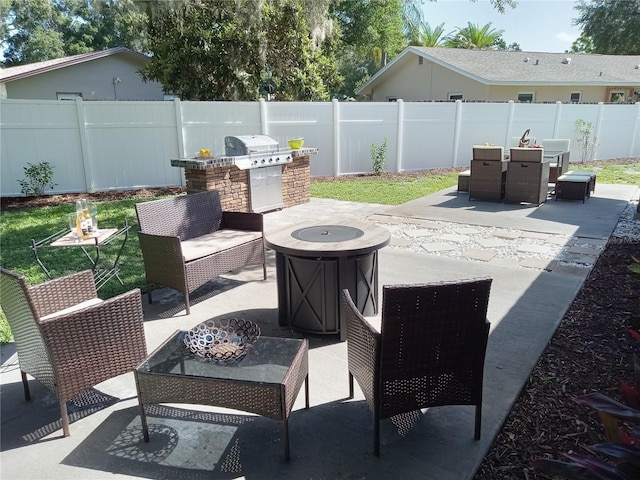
[421,0,583,53]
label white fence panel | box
[264,101,335,177]
[180,101,262,157]
[455,102,512,166]
[402,102,458,170]
[1,100,85,195]
[83,101,182,191]
[1,99,639,196]
[338,103,399,174]
[594,103,640,160]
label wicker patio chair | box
[541,139,571,183]
[469,146,507,201]
[341,278,492,456]
[505,147,550,205]
[0,268,147,437]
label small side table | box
[31,220,130,290]
[135,331,309,462]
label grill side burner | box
[224,135,293,213]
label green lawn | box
[2,162,639,344]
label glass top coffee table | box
[134,330,309,462]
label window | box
[570,91,581,103]
[610,91,625,103]
[448,93,463,101]
[387,97,397,102]
[517,92,534,103]
[56,92,82,100]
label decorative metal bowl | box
[183,318,260,363]
[288,138,304,149]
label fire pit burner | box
[291,225,364,243]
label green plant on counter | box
[17,161,57,196]
[370,137,387,174]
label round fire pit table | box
[265,220,390,341]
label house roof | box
[0,47,150,83]
[357,46,640,94]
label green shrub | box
[370,138,387,174]
[18,161,57,196]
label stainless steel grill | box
[224,135,293,213]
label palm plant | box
[445,22,505,50]
[418,22,450,47]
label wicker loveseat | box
[135,190,266,314]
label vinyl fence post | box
[396,99,404,173]
[173,98,186,186]
[452,99,462,168]
[260,98,268,135]
[552,101,562,138]
[74,97,93,193]
[333,98,340,176]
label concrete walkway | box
[1,184,638,480]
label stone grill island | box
[171,147,318,213]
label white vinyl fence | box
[1,98,639,196]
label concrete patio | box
[1,184,638,480]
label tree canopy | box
[1,0,148,66]
[444,22,505,50]
[1,0,523,100]
[573,0,640,54]
[139,0,340,101]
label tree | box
[573,0,640,55]
[417,22,450,47]
[444,22,505,49]
[570,33,594,54]
[2,0,149,66]
[139,0,339,101]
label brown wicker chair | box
[0,268,147,437]
[505,147,550,205]
[341,277,492,456]
[469,146,507,201]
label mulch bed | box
[474,240,640,479]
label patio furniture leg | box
[475,404,482,440]
[283,418,290,462]
[139,404,150,442]
[21,371,31,401]
[60,402,70,437]
[348,372,354,399]
[305,375,310,409]
[374,412,381,457]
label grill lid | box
[225,135,280,156]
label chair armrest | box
[221,211,264,232]
[29,270,97,318]
[39,288,147,399]
[342,289,381,407]
[137,231,186,276]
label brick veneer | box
[183,153,311,212]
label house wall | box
[367,54,635,104]
[3,55,164,101]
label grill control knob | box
[274,156,280,162]
[252,160,258,165]
[261,159,266,164]
[268,157,273,163]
